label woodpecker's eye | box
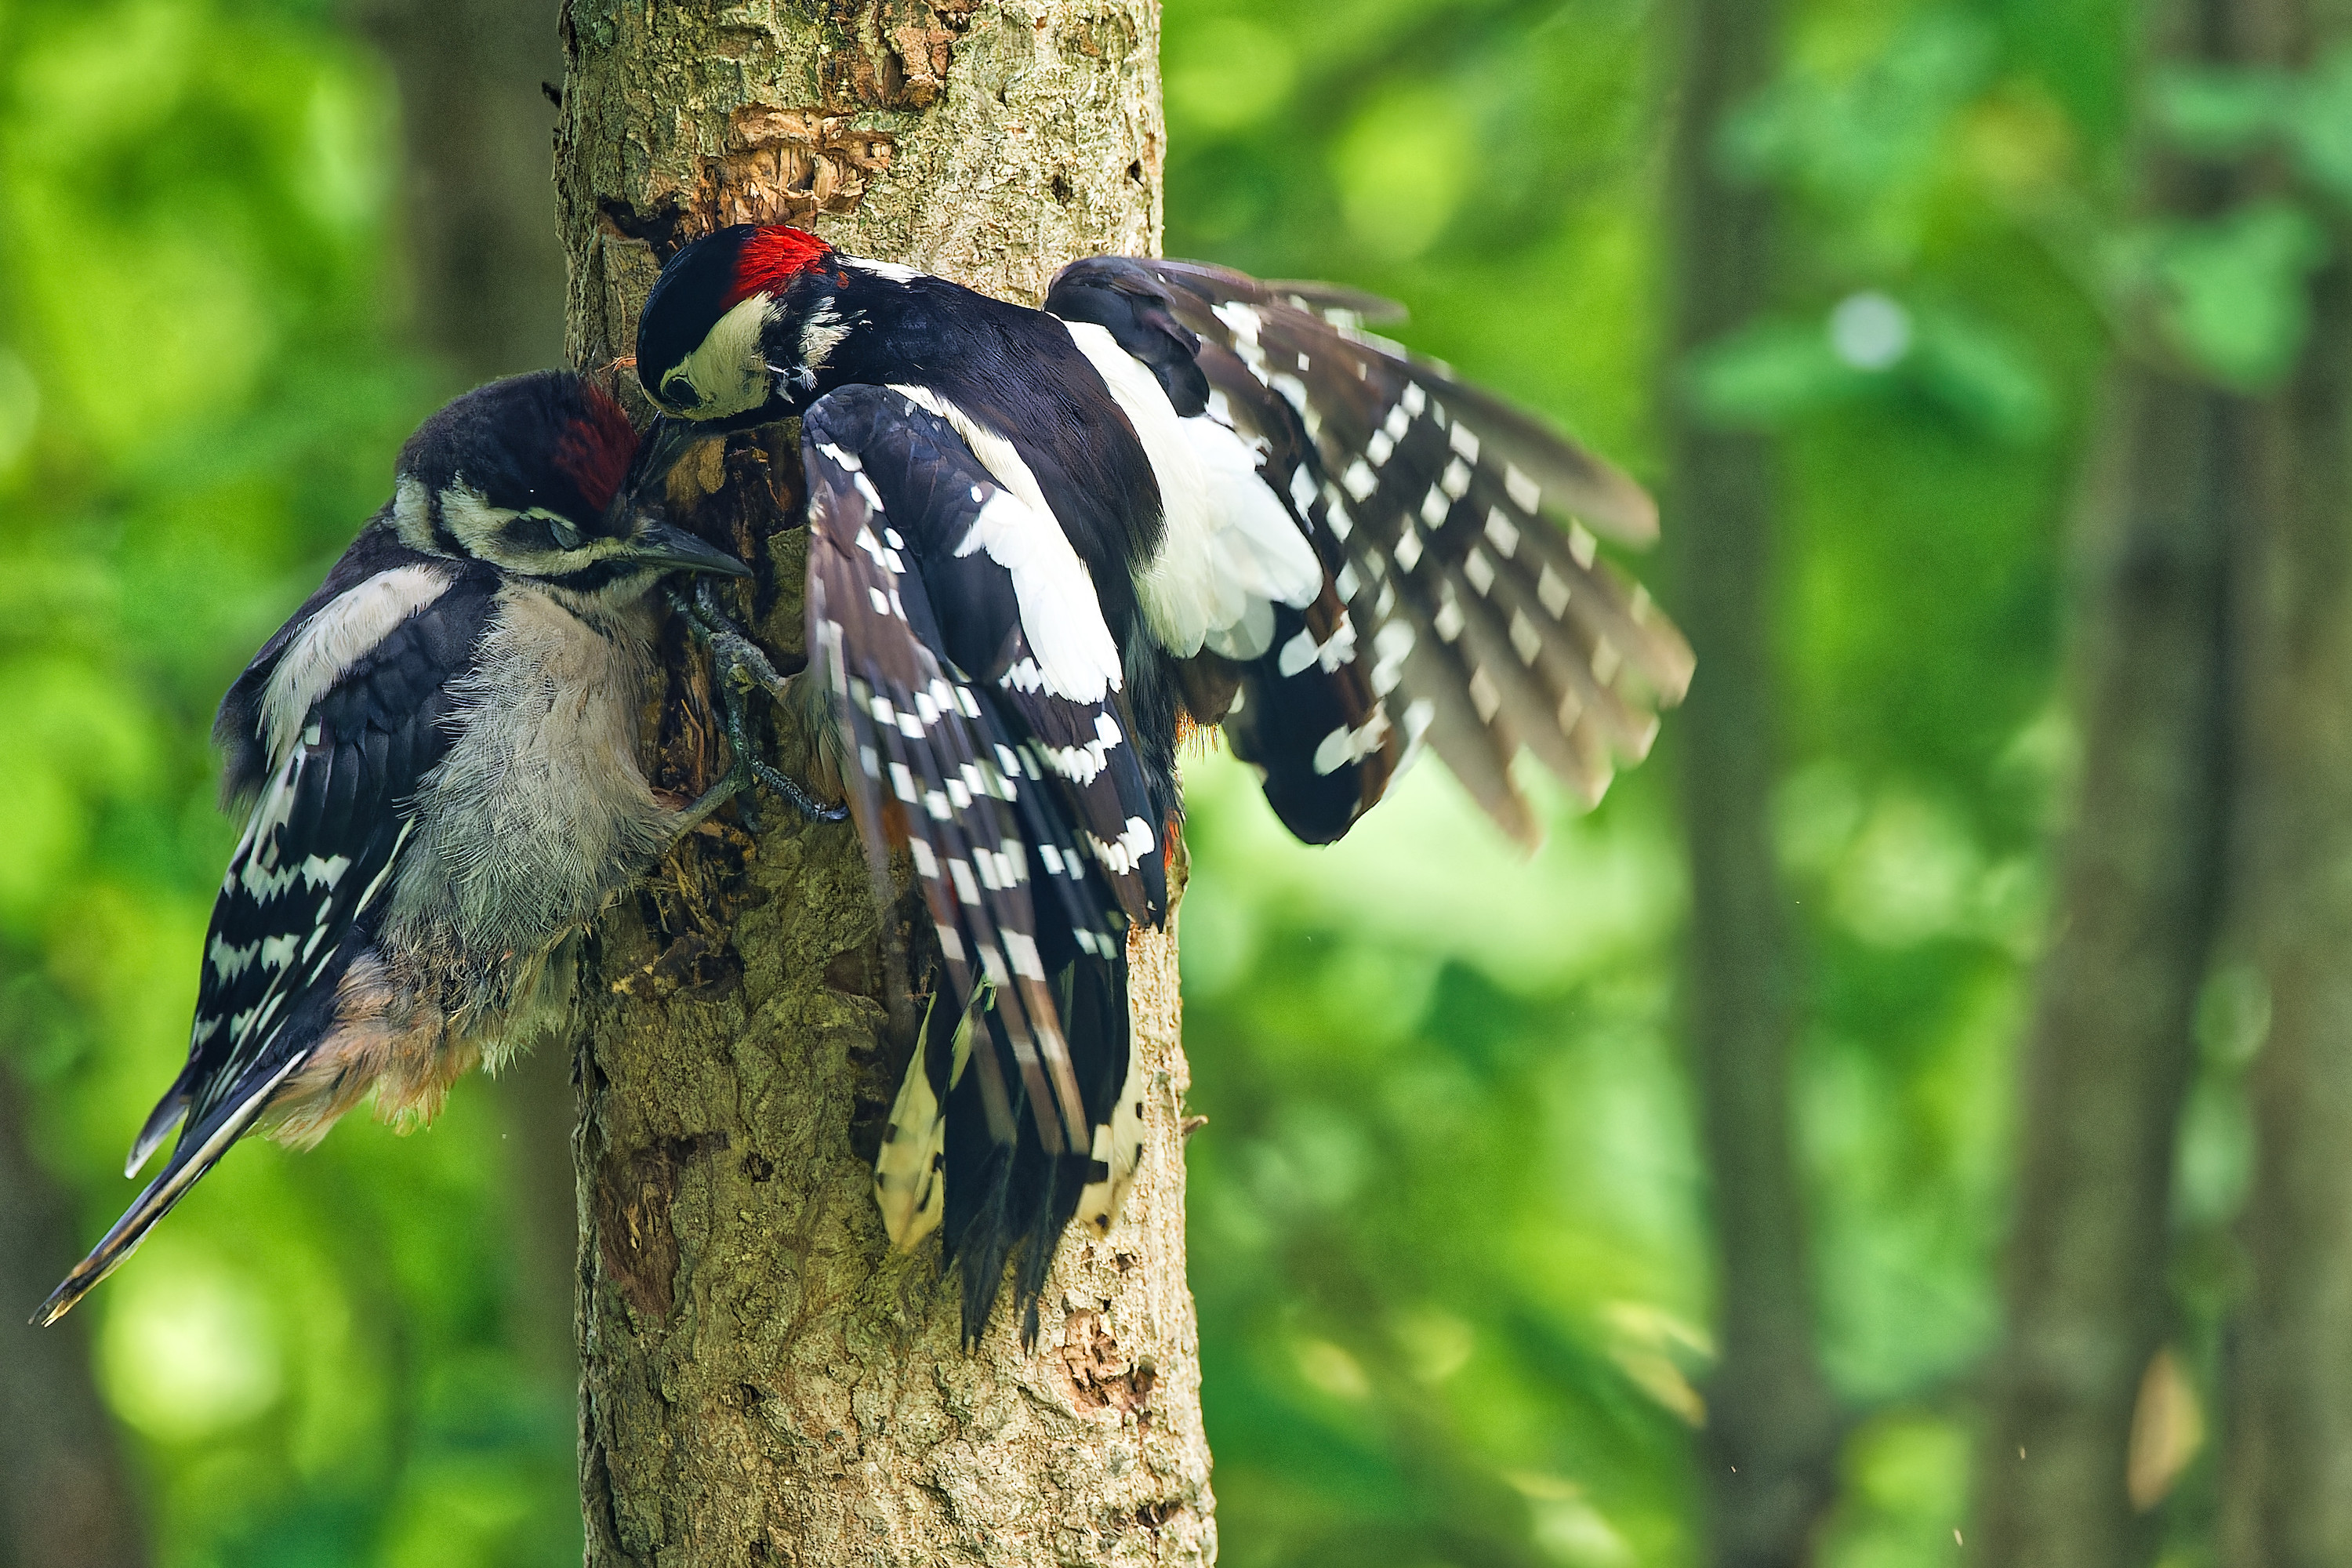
[550,517,583,550]
[662,370,691,405]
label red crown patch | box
[724,225,834,309]
[557,381,638,514]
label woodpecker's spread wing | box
[803,385,1151,1340]
[34,566,495,1327]
[1049,255,1693,848]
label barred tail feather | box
[939,953,1128,1346]
[34,1053,305,1327]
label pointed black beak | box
[607,415,708,532]
[626,521,752,578]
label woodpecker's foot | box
[667,580,847,831]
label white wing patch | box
[1060,320,1324,661]
[887,382,1124,704]
[260,564,451,767]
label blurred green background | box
[0,0,2305,1562]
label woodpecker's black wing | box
[34,556,495,1326]
[1049,255,1693,848]
[803,385,1152,1341]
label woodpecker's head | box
[391,371,748,590]
[635,224,846,429]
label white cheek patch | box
[675,292,778,419]
[437,485,624,576]
[392,477,437,553]
[437,481,510,555]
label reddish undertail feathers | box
[724,225,835,308]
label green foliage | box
[2128,46,2352,387]
[0,0,577,1562]
[1167,0,2118,1563]
[0,0,2240,1563]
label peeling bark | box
[554,4,1210,1563]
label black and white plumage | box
[803,387,1151,1338]
[630,224,1694,1339]
[34,371,758,1327]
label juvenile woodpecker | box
[34,370,792,1327]
[630,224,1697,1340]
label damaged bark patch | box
[1058,1309,1158,1418]
[593,1131,731,1319]
[596,111,895,260]
[706,107,895,230]
[822,0,976,111]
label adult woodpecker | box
[628,223,1695,1341]
[33,370,821,1327]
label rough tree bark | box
[1970,5,2242,1561]
[0,1058,148,1568]
[2221,0,2352,1558]
[1663,0,1844,1561]
[553,5,1210,1564]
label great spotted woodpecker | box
[32,371,811,1327]
[629,224,1695,1341]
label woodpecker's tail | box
[875,955,1132,1347]
[32,1052,304,1326]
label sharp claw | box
[666,579,844,829]
[751,757,850,822]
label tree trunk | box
[1663,0,1843,1562]
[1973,7,2249,1560]
[0,1059,148,1568]
[2221,1,2352,1558]
[552,5,1210,1564]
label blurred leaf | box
[2145,201,2330,387]
[1683,315,1858,427]
[1685,296,2049,441]
[2153,63,2296,153]
[2156,45,2352,204]
[1717,9,1996,205]
[2285,45,2352,201]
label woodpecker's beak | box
[611,415,706,527]
[626,521,752,578]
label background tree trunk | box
[359,0,568,382]
[2221,0,2352,1557]
[553,4,1210,1563]
[0,1058,148,1568]
[1970,8,2243,1561]
[1663,0,1843,1562]
[355,0,582,1392]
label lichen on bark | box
[553,2,1211,1563]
